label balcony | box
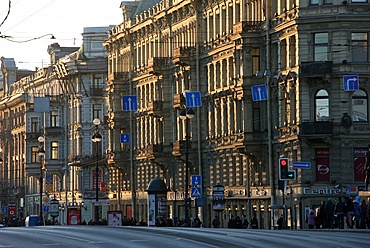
[147,57,172,75]
[173,47,196,66]
[172,140,186,157]
[300,121,333,135]
[300,61,332,77]
[108,72,130,81]
[173,94,185,109]
[45,126,63,137]
[233,21,264,35]
[148,100,163,115]
[90,87,105,97]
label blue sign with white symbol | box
[251,84,268,101]
[185,91,202,107]
[191,175,202,186]
[44,206,49,213]
[345,185,350,197]
[292,161,311,169]
[122,95,138,111]
[120,133,130,144]
[343,75,359,91]
[2,206,7,213]
[191,187,202,198]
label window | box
[324,0,333,3]
[315,89,329,121]
[31,117,39,133]
[352,33,368,62]
[252,48,260,76]
[51,141,58,160]
[31,146,38,163]
[310,0,319,4]
[50,110,59,127]
[352,0,367,2]
[352,89,368,122]
[92,104,102,121]
[314,33,328,61]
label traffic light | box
[279,158,296,180]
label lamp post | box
[179,107,195,226]
[37,136,46,225]
[91,118,102,224]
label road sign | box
[191,187,202,198]
[191,175,202,186]
[120,133,130,143]
[292,161,311,169]
[122,95,138,111]
[251,84,268,101]
[44,205,50,213]
[185,91,202,107]
[2,206,7,213]
[345,185,350,197]
[343,75,359,91]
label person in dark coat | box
[250,215,258,229]
[325,198,335,229]
[365,143,370,191]
[334,197,346,229]
[319,201,326,228]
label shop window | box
[354,148,367,182]
[315,148,330,182]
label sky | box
[0,0,125,71]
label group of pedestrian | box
[307,196,370,229]
[213,214,258,229]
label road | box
[0,226,369,248]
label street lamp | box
[37,136,46,226]
[179,107,195,226]
[91,118,102,224]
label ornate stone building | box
[105,0,370,229]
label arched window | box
[315,89,329,121]
[352,89,368,122]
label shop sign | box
[303,187,341,195]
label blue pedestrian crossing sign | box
[191,187,202,198]
[2,206,7,213]
[251,84,268,101]
[44,206,50,213]
[185,91,202,107]
[122,95,138,111]
[120,133,130,144]
[343,75,359,91]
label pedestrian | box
[228,214,237,228]
[325,198,335,229]
[360,199,367,229]
[241,214,249,229]
[315,208,321,229]
[235,216,242,228]
[212,215,220,228]
[334,197,346,229]
[353,196,361,229]
[307,209,315,229]
[319,201,326,228]
[250,215,258,229]
[277,214,284,229]
[346,197,354,229]
[365,143,370,191]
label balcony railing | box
[300,61,332,77]
[300,121,333,135]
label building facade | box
[0,26,111,225]
[104,0,370,229]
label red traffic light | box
[280,158,288,166]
